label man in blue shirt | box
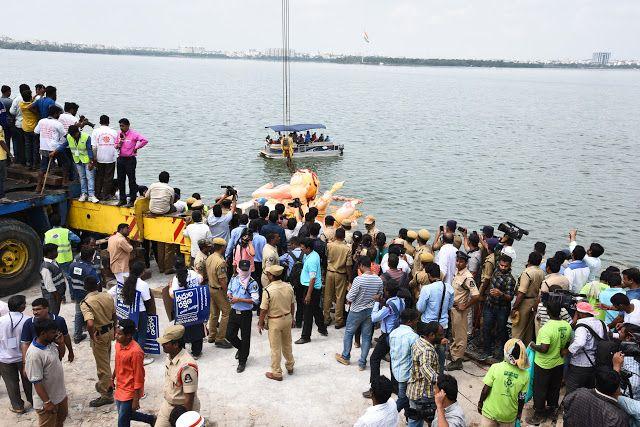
[366,281,406,398]
[416,262,453,373]
[225,214,249,260]
[226,260,259,373]
[30,86,57,119]
[20,298,74,363]
[295,238,327,344]
[67,247,100,344]
[260,211,287,255]
[389,308,420,412]
[249,220,267,286]
[279,237,305,327]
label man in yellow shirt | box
[0,127,13,203]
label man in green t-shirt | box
[580,269,613,320]
[527,300,571,425]
[478,339,529,426]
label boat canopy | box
[266,123,326,133]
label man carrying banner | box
[258,264,295,381]
[226,260,260,373]
[81,276,116,407]
[156,324,199,427]
[205,238,232,349]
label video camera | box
[543,289,585,313]
[220,185,237,197]
[288,198,302,209]
[498,221,529,241]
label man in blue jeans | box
[335,256,383,369]
[480,255,516,361]
[112,319,156,427]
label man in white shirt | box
[564,245,591,293]
[569,229,604,283]
[58,103,79,133]
[91,115,119,200]
[144,171,175,214]
[380,239,413,274]
[0,295,32,414]
[566,302,606,395]
[184,210,212,259]
[355,375,399,427]
[436,233,457,285]
[34,105,67,192]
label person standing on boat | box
[116,118,148,207]
[304,130,311,143]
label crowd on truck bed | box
[0,83,147,205]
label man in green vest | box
[44,213,81,302]
[51,124,98,203]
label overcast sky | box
[3,0,639,60]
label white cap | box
[501,246,517,261]
[176,411,205,427]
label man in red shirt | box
[112,319,156,426]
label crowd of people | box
[0,83,147,205]
[265,130,331,146]
[1,85,640,427]
[3,188,640,426]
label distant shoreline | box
[1,39,638,70]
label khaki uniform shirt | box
[326,240,352,274]
[321,227,336,243]
[205,252,227,289]
[481,253,496,286]
[193,251,208,283]
[366,227,380,242]
[411,244,433,275]
[452,268,479,306]
[164,349,198,406]
[260,280,295,317]
[81,290,115,327]
[261,243,280,283]
[401,241,415,257]
[107,233,133,274]
[540,273,570,294]
[517,265,545,298]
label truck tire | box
[0,219,42,297]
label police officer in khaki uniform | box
[205,237,232,348]
[404,230,417,257]
[80,276,116,407]
[258,265,295,381]
[340,218,354,245]
[323,228,353,328]
[321,216,336,243]
[156,324,199,427]
[363,215,379,241]
[409,252,434,300]
[261,233,280,288]
[446,251,480,371]
[510,251,545,345]
[411,229,433,276]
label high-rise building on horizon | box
[592,52,611,66]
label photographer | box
[480,255,515,361]
[207,189,237,241]
[613,350,640,427]
[433,220,463,251]
[566,302,607,394]
[616,323,640,399]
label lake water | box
[2,49,639,269]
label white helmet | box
[176,411,205,427]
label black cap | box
[238,260,251,271]
[456,251,470,261]
[481,225,494,237]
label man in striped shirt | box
[407,321,445,426]
[335,256,383,369]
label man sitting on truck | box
[144,171,175,214]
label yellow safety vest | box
[44,227,73,264]
[67,133,90,164]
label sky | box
[3,0,640,60]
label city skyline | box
[1,0,639,61]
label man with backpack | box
[323,228,353,328]
[363,281,407,399]
[279,237,304,328]
[566,301,607,395]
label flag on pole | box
[363,31,370,43]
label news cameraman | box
[615,323,640,400]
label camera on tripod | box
[220,185,237,197]
[498,222,529,241]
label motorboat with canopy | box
[260,124,344,159]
